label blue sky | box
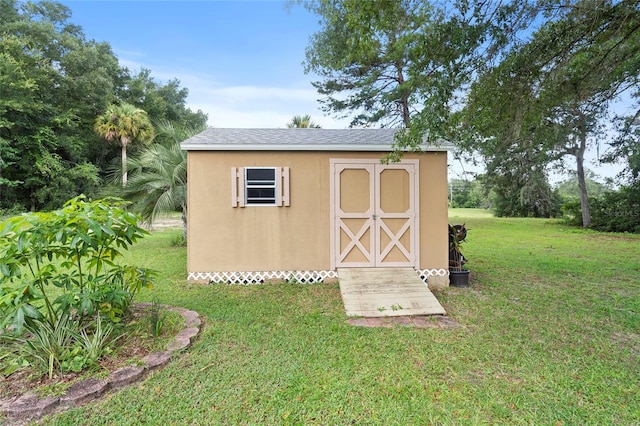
[60,0,624,182]
[61,0,350,129]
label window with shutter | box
[231,167,290,207]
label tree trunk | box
[576,124,591,228]
[181,204,187,241]
[395,62,411,127]
[121,138,128,187]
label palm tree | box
[94,103,154,187]
[123,120,206,239]
[286,114,321,128]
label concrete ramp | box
[338,268,446,317]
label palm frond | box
[120,119,203,226]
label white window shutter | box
[231,167,237,207]
[231,167,245,207]
[282,167,290,206]
[238,168,245,207]
[274,167,282,206]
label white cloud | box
[175,72,350,128]
[116,54,627,181]
[114,56,348,129]
[189,87,348,128]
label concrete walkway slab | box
[338,267,446,317]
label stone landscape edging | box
[0,304,202,425]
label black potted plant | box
[448,224,470,287]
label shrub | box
[560,200,582,226]
[21,314,79,379]
[561,185,640,233]
[170,233,187,247]
[590,186,640,233]
[1,313,118,379]
[0,196,155,336]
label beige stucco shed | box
[181,128,452,288]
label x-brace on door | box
[330,160,419,269]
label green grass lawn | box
[41,210,639,425]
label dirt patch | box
[347,315,460,329]
[142,218,182,230]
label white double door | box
[331,160,419,268]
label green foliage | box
[123,139,186,222]
[1,311,117,379]
[303,0,536,133]
[458,0,640,225]
[0,0,120,210]
[590,186,640,233]
[21,313,78,379]
[493,185,562,218]
[94,103,155,187]
[555,170,610,202]
[0,203,25,220]
[44,219,640,424]
[0,1,207,211]
[0,349,29,377]
[170,233,187,247]
[449,178,489,208]
[148,297,166,339]
[286,114,321,128]
[0,195,149,379]
[122,120,205,239]
[563,185,640,233]
[604,112,640,185]
[487,166,562,218]
[303,0,439,128]
[0,196,154,336]
[72,314,117,370]
[561,200,582,226]
[94,103,155,148]
[118,68,208,131]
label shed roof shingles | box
[180,128,452,151]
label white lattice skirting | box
[188,270,339,284]
[416,268,449,284]
[188,269,448,285]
